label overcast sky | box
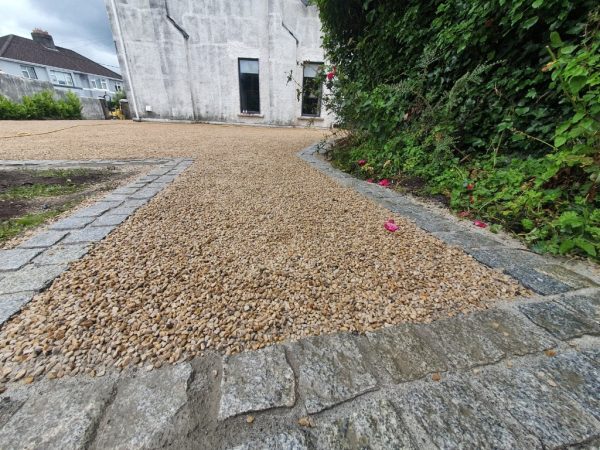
[0,0,120,73]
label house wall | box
[0,57,122,100]
[0,72,106,119]
[105,0,333,127]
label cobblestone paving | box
[0,137,598,449]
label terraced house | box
[0,29,123,100]
[105,0,333,127]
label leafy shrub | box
[0,91,82,120]
[315,0,599,259]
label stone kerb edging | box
[296,143,600,297]
[0,158,194,326]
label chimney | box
[31,29,56,50]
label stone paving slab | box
[0,292,35,324]
[33,244,90,266]
[309,397,415,449]
[393,374,542,449]
[0,248,43,272]
[49,216,95,231]
[287,334,378,414]
[18,230,68,249]
[366,323,447,383]
[556,294,600,325]
[62,225,116,245]
[474,362,600,448]
[229,432,308,450]
[518,301,600,340]
[92,364,192,450]
[90,214,129,227]
[218,346,296,420]
[0,264,66,294]
[0,379,115,450]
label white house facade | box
[105,0,333,127]
[0,30,123,100]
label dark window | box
[301,63,322,117]
[239,59,260,114]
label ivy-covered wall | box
[315,0,599,259]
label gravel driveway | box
[0,121,526,382]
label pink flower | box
[358,159,367,166]
[384,219,398,232]
[473,220,487,228]
[327,72,335,80]
[366,178,374,183]
[378,179,391,187]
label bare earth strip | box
[0,121,527,381]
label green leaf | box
[569,76,587,95]
[532,0,543,7]
[550,31,563,47]
[559,239,575,254]
[560,45,576,55]
[554,135,567,147]
[521,218,534,230]
[574,238,597,256]
[522,16,539,29]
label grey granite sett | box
[0,248,43,271]
[111,187,139,195]
[94,363,192,449]
[156,175,176,183]
[49,216,94,231]
[90,215,129,227]
[130,187,163,200]
[120,199,149,209]
[102,193,131,202]
[19,230,68,249]
[0,379,115,450]
[288,334,377,414]
[535,351,600,421]
[503,266,573,295]
[0,292,35,324]
[218,345,295,420]
[474,364,600,448]
[394,375,541,449]
[33,244,90,266]
[415,314,505,370]
[311,398,416,449]
[109,206,140,216]
[366,323,447,383]
[229,432,308,450]
[518,301,600,340]
[556,294,600,325]
[535,264,598,289]
[431,231,505,249]
[469,308,558,355]
[0,264,66,294]
[72,202,117,218]
[62,226,115,245]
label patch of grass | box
[0,183,81,200]
[0,209,64,242]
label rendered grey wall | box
[105,0,333,127]
[0,72,105,120]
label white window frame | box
[115,83,122,92]
[20,65,37,80]
[100,79,108,90]
[49,70,74,87]
[90,78,98,89]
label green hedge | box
[315,0,600,259]
[0,90,82,120]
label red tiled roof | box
[0,34,121,80]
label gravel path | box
[0,121,527,382]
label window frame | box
[301,62,324,117]
[49,70,74,87]
[238,58,260,114]
[90,78,98,89]
[100,79,108,90]
[115,83,122,92]
[20,65,38,80]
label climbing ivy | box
[314,0,600,259]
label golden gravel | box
[0,121,528,383]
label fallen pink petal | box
[378,179,390,187]
[473,220,487,228]
[384,221,399,232]
[366,178,374,183]
[358,159,367,166]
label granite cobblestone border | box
[0,158,193,325]
[297,143,600,296]
[0,289,597,449]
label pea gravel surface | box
[0,121,528,383]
